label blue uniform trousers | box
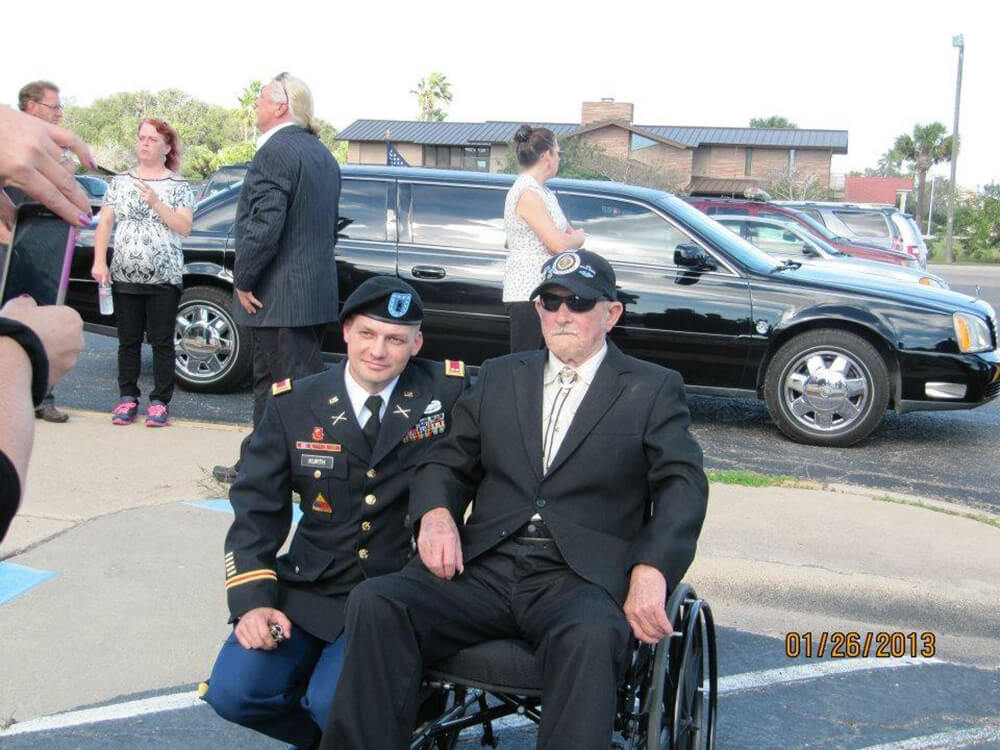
[203,627,345,748]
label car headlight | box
[953,312,993,353]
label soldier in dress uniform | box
[201,277,468,749]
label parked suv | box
[684,197,916,267]
[67,166,999,447]
[195,163,249,202]
[776,201,927,267]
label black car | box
[67,166,1000,447]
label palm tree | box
[875,149,904,177]
[410,73,453,122]
[893,123,953,226]
[237,81,262,142]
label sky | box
[3,0,997,189]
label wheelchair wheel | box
[644,591,717,749]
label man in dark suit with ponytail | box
[214,73,341,484]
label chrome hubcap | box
[174,302,236,381]
[782,350,870,432]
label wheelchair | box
[409,582,717,750]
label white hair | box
[267,74,318,135]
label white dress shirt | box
[541,343,608,473]
[256,121,295,150]
[345,366,399,429]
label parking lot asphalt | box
[1,413,997,748]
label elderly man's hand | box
[236,288,263,315]
[623,564,673,644]
[234,607,292,650]
[417,507,464,579]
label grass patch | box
[872,495,999,529]
[707,469,818,489]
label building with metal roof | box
[338,99,848,196]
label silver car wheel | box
[781,349,871,433]
[174,299,237,384]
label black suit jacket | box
[233,125,341,328]
[224,358,468,641]
[410,342,708,605]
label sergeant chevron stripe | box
[224,569,277,589]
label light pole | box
[944,34,964,264]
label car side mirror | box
[674,243,717,271]
[801,245,819,257]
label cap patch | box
[388,292,412,318]
[551,252,581,275]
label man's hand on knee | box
[623,564,673,644]
[417,507,464,580]
[235,607,292,650]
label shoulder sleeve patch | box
[444,360,465,378]
[271,378,293,396]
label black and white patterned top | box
[104,173,195,288]
[502,174,568,302]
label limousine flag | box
[387,143,409,167]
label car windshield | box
[656,195,777,273]
[790,209,840,241]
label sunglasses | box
[538,292,602,313]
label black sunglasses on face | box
[538,292,601,313]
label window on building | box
[557,193,694,267]
[630,133,658,152]
[338,179,389,241]
[744,148,753,177]
[410,184,506,250]
[421,145,491,172]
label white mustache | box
[551,328,577,336]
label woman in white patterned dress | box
[502,125,585,351]
[91,119,194,427]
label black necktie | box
[362,395,383,449]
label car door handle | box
[411,265,446,279]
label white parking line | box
[860,726,1000,749]
[717,656,938,694]
[0,656,935,738]
[0,691,203,736]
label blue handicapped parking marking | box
[186,499,302,524]
[0,562,56,605]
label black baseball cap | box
[339,277,423,325]
[529,250,618,302]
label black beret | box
[339,276,423,325]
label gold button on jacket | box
[364,494,377,505]
[361,521,372,532]
[358,548,369,559]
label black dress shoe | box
[35,403,70,423]
[212,465,238,484]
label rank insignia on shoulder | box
[444,359,465,377]
[313,493,332,513]
[272,378,292,396]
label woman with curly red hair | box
[91,118,195,426]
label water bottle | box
[98,282,114,315]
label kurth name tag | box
[296,441,342,452]
[300,454,335,469]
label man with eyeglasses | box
[6,81,77,423]
[322,250,708,750]
[213,73,341,484]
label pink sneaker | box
[111,398,138,425]
[145,401,169,427]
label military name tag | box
[295,441,342,452]
[300,454,335,469]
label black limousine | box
[68,166,1000,447]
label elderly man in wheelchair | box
[320,250,713,750]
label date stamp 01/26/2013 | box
[785,631,936,659]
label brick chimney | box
[581,98,634,126]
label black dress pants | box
[114,288,180,404]
[322,540,632,750]
[237,324,327,463]
[505,301,545,353]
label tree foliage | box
[411,72,453,122]
[892,122,953,227]
[749,115,798,129]
[955,183,1000,261]
[61,85,346,180]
